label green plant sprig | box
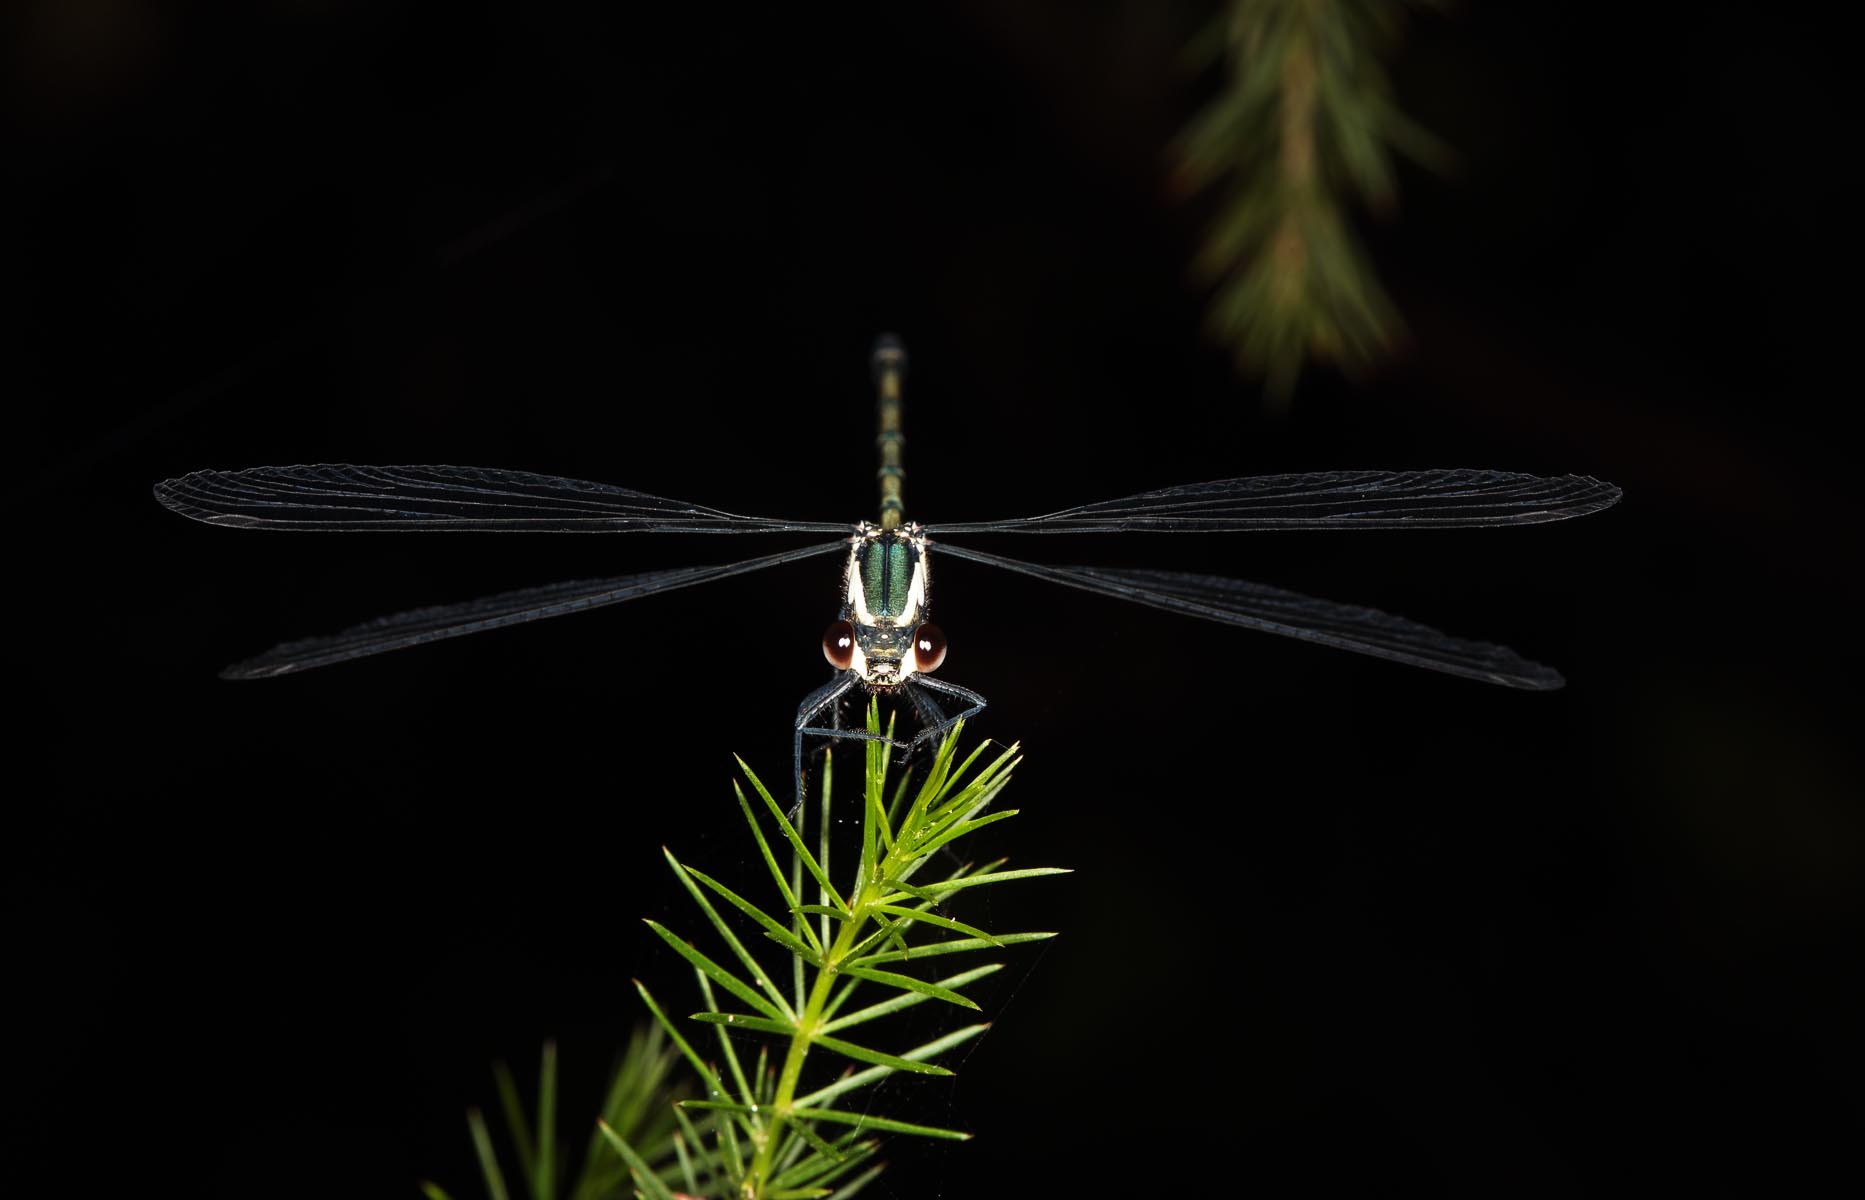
[614,701,1065,1200]
[424,706,1060,1200]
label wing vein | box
[925,469,1620,533]
[221,540,847,678]
[154,464,849,533]
[935,544,1563,690]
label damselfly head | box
[823,619,948,690]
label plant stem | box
[1270,15,1317,318]
[749,866,888,1195]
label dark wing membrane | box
[924,469,1621,533]
[221,541,845,678]
[154,464,849,533]
[937,545,1564,690]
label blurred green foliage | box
[421,1027,690,1200]
[1175,0,1448,401]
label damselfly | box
[155,335,1620,793]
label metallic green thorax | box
[858,538,916,620]
[874,337,907,529]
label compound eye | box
[822,619,857,670]
[910,623,947,673]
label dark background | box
[8,2,1859,1195]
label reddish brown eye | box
[822,619,856,670]
[911,623,947,672]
